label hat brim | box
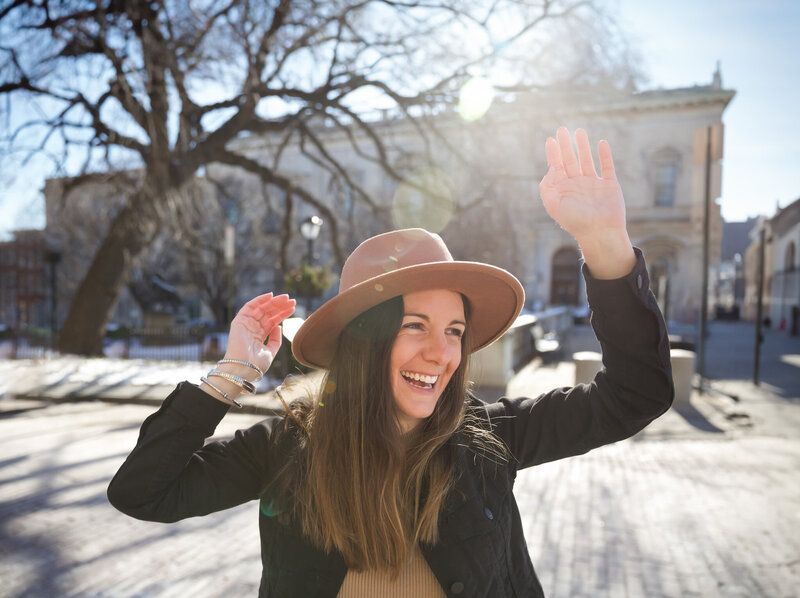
[291,261,524,369]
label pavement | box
[1,320,799,597]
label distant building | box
[716,217,758,317]
[217,68,735,324]
[42,172,146,329]
[0,230,49,329]
[768,199,799,332]
[743,198,800,334]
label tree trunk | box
[57,188,162,355]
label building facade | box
[39,71,734,330]
[216,71,734,325]
[745,198,800,332]
[0,229,50,329]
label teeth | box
[401,371,438,384]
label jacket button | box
[484,507,493,520]
[450,581,465,594]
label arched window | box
[550,247,580,305]
[651,148,681,207]
[786,241,796,272]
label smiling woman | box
[108,128,675,598]
[390,289,466,432]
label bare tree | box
[1,0,636,355]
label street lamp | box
[299,215,323,314]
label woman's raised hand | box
[224,293,296,374]
[539,127,635,279]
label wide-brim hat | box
[291,228,524,369]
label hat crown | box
[340,228,453,293]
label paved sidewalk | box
[1,320,799,597]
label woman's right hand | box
[224,293,296,374]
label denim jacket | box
[108,249,673,597]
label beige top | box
[336,545,446,598]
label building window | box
[786,242,796,272]
[651,148,681,207]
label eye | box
[402,321,424,330]
[447,327,464,338]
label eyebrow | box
[404,312,467,327]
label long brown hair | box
[273,294,504,573]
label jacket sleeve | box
[485,248,674,470]
[107,382,280,522]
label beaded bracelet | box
[207,370,257,395]
[200,376,243,408]
[217,358,264,380]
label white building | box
[213,69,734,325]
[746,198,800,332]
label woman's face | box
[389,289,466,432]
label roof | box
[770,196,800,235]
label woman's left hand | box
[539,127,635,279]
[539,127,626,241]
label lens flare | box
[458,77,495,122]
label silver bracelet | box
[217,358,264,380]
[200,376,243,408]
[207,370,257,395]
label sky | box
[614,0,800,222]
[1,0,798,239]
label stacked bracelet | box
[200,360,262,408]
[217,359,264,380]
[200,376,243,409]
[207,370,258,395]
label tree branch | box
[215,149,346,266]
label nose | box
[422,330,451,364]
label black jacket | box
[108,249,674,597]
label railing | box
[471,306,574,387]
[0,327,230,362]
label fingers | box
[246,293,293,321]
[574,129,598,177]
[265,303,296,330]
[548,127,606,180]
[236,292,274,319]
[556,126,580,178]
[263,322,283,356]
[254,293,293,313]
[598,139,616,181]
[545,136,562,169]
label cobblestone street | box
[2,321,799,597]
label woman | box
[108,128,674,597]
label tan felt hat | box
[291,228,525,369]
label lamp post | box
[299,215,323,315]
[224,223,235,323]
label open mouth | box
[400,370,439,390]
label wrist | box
[577,231,636,280]
[200,378,243,408]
